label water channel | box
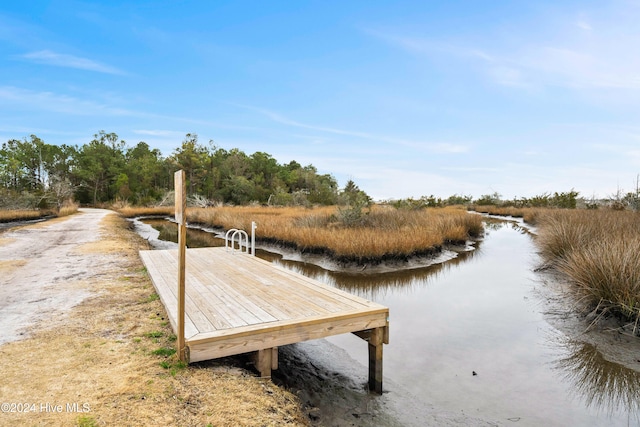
[135,217,640,426]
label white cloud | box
[365,3,640,93]
[240,104,471,154]
[0,86,133,115]
[430,143,469,154]
[17,50,126,75]
[576,21,592,31]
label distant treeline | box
[388,186,640,211]
[387,191,583,209]
[0,132,370,209]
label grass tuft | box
[144,331,163,339]
[57,201,79,217]
[535,209,640,324]
[153,347,177,357]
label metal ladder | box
[224,221,257,255]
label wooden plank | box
[188,249,334,319]
[140,251,201,338]
[188,253,282,323]
[194,261,331,320]
[143,250,235,331]
[187,273,253,328]
[244,252,382,307]
[189,249,372,315]
[188,310,388,362]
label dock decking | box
[139,247,389,392]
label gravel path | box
[0,208,115,345]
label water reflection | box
[273,248,479,300]
[484,216,530,235]
[142,218,225,248]
[554,338,640,421]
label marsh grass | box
[186,205,483,263]
[57,201,79,217]
[0,202,78,223]
[0,209,50,222]
[471,205,528,218]
[535,209,640,324]
[117,206,175,218]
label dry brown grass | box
[0,203,78,222]
[535,209,640,324]
[0,209,51,222]
[117,206,175,218]
[0,213,307,426]
[186,205,483,262]
[57,201,79,217]
[470,205,528,217]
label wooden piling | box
[174,170,187,362]
[368,327,384,394]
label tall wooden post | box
[174,170,187,362]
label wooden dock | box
[139,247,389,392]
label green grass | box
[144,331,163,339]
[152,347,177,357]
[143,292,160,303]
[160,359,187,376]
[77,415,98,427]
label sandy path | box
[0,208,116,344]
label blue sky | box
[1,1,639,201]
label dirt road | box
[0,208,117,344]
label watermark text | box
[1,402,91,414]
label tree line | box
[0,131,369,209]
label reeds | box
[185,205,483,263]
[535,209,640,323]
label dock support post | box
[254,347,278,378]
[368,327,384,394]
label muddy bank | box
[537,268,640,372]
[0,216,52,231]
